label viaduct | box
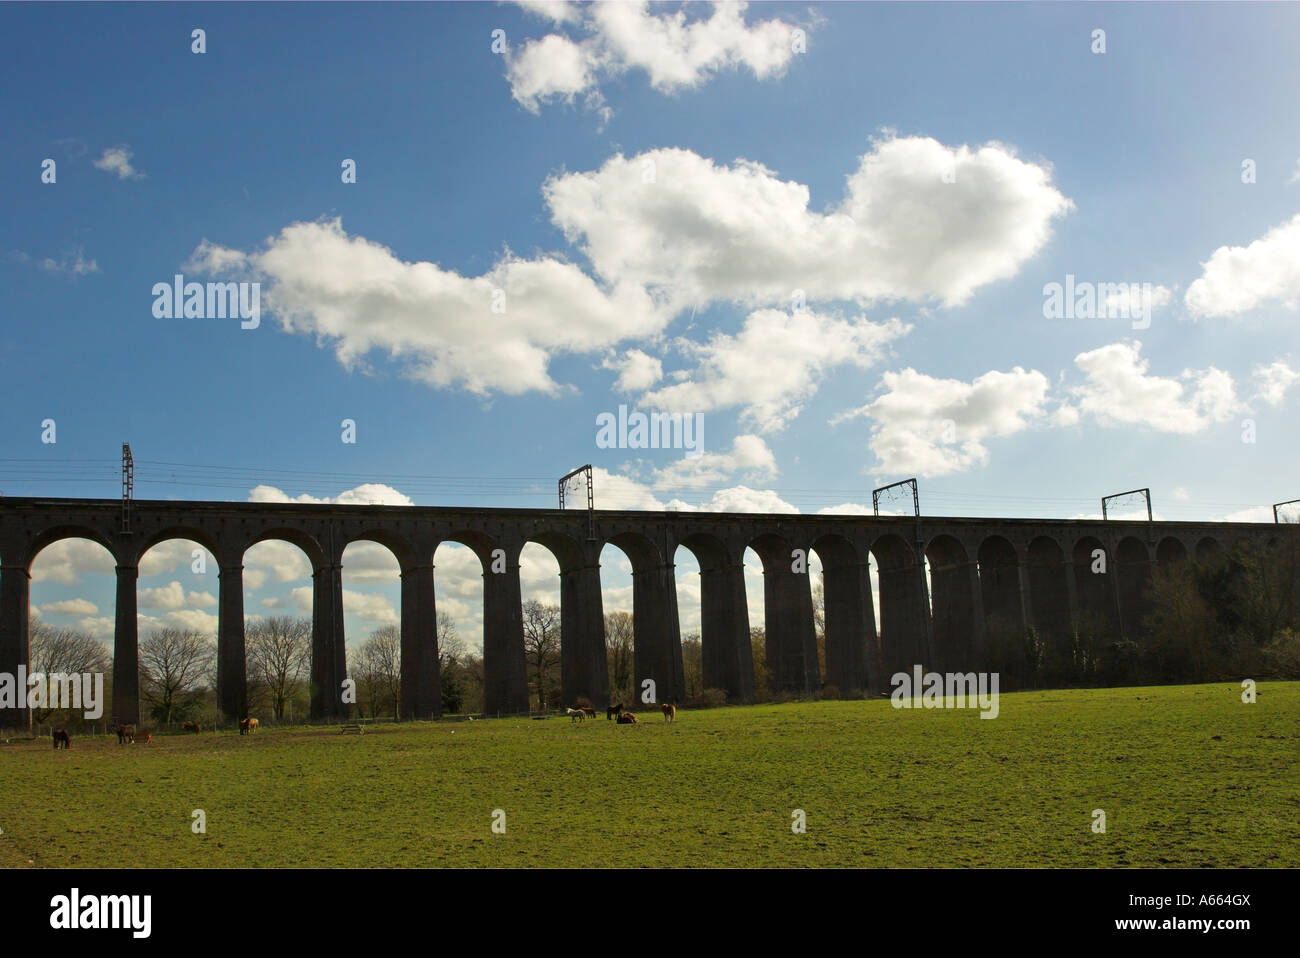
[0,496,1290,728]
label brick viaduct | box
[0,496,1289,728]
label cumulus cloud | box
[666,484,799,514]
[30,539,115,585]
[93,144,144,179]
[546,137,1072,313]
[505,1,803,114]
[1185,212,1300,317]
[602,348,663,393]
[137,581,217,612]
[39,598,99,616]
[188,135,1065,401]
[1070,341,1241,433]
[191,219,664,397]
[1252,359,1300,406]
[649,434,778,490]
[837,366,1054,478]
[249,482,414,506]
[642,310,910,432]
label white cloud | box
[642,309,910,432]
[666,485,799,514]
[837,366,1053,478]
[30,538,115,585]
[93,144,143,180]
[506,33,602,113]
[650,434,778,490]
[815,503,875,516]
[249,482,414,506]
[1185,212,1300,317]
[39,598,98,616]
[138,581,217,612]
[244,540,313,584]
[505,1,802,114]
[517,1,582,25]
[1101,283,1172,317]
[1252,359,1300,406]
[140,539,210,578]
[602,348,663,393]
[192,219,664,397]
[1219,505,1276,524]
[1070,341,1241,433]
[546,137,1072,313]
[36,249,99,276]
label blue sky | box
[4,2,1300,653]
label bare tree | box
[27,617,111,723]
[246,615,311,722]
[437,613,466,669]
[355,625,401,720]
[604,610,634,702]
[139,628,216,725]
[523,600,561,710]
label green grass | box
[2,683,1297,867]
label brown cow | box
[661,703,676,722]
[182,721,201,734]
[606,702,624,720]
[52,728,71,750]
[115,724,135,744]
[616,712,638,724]
[580,707,596,719]
[240,718,259,734]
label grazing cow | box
[240,717,259,735]
[662,703,676,722]
[182,721,201,734]
[606,702,624,721]
[580,706,596,719]
[565,707,585,723]
[115,725,135,744]
[616,711,638,724]
[143,733,152,744]
[52,728,71,750]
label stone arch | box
[340,537,406,720]
[1195,537,1222,565]
[26,524,121,571]
[604,531,681,705]
[242,532,332,720]
[26,533,122,724]
[525,531,606,709]
[1073,535,1119,637]
[813,533,877,693]
[678,533,754,702]
[749,533,819,694]
[1115,536,1152,638]
[924,534,978,674]
[1156,537,1189,570]
[1026,535,1073,668]
[138,526,224,570]
[978,535,1023,631]
[871,533,930,678]
[135,535,225,721]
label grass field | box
[2,682,1297,868]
